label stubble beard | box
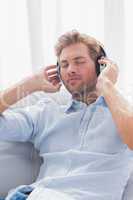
[64,80,98,105]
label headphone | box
[57,45,107,79]
[95,46,107,76]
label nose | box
[67,64,77,75]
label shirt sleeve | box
[0,99,50,142]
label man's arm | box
[101,79,133,149]
[96,58,133,149]
[0,65,61,113]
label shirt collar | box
[94,96,107,107]
[64,98,87,113]
[64,96,107,113]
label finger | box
[98,58,116,65]
[98,58,118,71]
[52,79,61,86]
[48,74,60,81]
[45,65,57,71]
[46,69,58,76]
[50,77,60,84]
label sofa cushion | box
[0,142,41,197]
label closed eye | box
[61,63,69,68]
[75,60,86,65]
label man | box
[0,30,133,200]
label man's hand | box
[96,58,119,96]
[35,65,62,93]
[0,65,62,113]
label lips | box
[68,75,81,80]
[67,77,81,84]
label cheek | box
[81,67,97,82]
[60,70,66,80]
[60,70,69,84]
[60,65,97,83]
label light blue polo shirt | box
[0,96,133,200]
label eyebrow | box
[73,56,86,61]
[60,56,87,64]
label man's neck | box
[72,90,98,105]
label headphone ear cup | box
[96,60,107,76]
[96,46,107,76]
[56,62,61,80]
[96,62,100,76]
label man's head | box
[55,30,105,102]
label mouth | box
[68,79,81,86]
[67,77,81,84]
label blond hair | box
[54,30,104,62]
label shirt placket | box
[78,105,96,150]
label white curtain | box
[0,0,132,101]
[41,0,104,65]
[0,0,32,90]
[124,0,133,102]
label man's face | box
[59,43,97,96]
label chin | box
[67,83,97,98]
[66,85,86,96]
